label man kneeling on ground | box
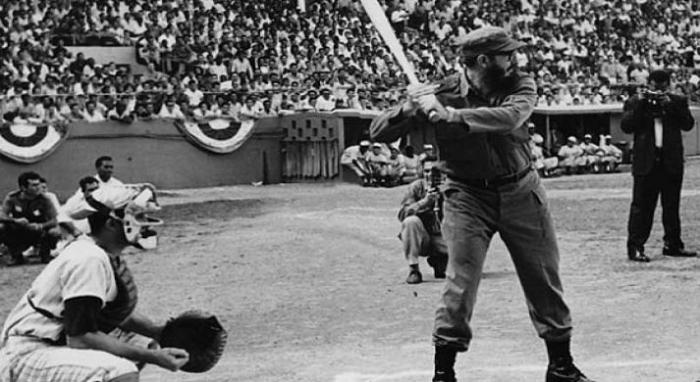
[1,172,60,265]
[398,159,447,284]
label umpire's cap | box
[453,26,525,56]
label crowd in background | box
[1,0,700,126]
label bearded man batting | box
[369,26,595,382]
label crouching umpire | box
[0,185,187,381]
[370,26,594,382]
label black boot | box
[627,245,650,262]
[433,346,457,382]
[662,243,697,257]
[545,340,594,382]
[427,254,447,279]
[546,357,595,382]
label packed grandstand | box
[1,0,699,125]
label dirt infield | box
[2,160,700,382]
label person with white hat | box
[579,134,601,172]
[340,140,372,185]
[596,135,622,173]
[365,142,391,186]
[557,136,584,175]
[0,185,189,381]
[530,132,559,177]
[418,144,436,164]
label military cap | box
[453,26,525,56]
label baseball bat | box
[359,0,439,121]
[360,0,419,84]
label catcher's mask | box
[75,184,163,249]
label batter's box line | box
[333,359,700,382]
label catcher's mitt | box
[159,310,228,373]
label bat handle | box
[428,110,440,123]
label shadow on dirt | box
[158,198,280,222]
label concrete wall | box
[66,46,148,75]
[0,120,283,200]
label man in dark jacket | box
[370,27,594,382]
[621,70,696,262]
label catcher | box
[0,184,226,381]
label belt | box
[450,168,532,189]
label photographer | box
[397,159,447,284]
[621,70,696,262]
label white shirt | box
[316,96,336,111]
[654,118,663,148]
[1,237,117,345]
[184,88,204,107]
[95,175,124,187]
[58,190,91,234]
[83,110,106,123]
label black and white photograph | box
[0,0,699,381]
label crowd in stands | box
[1,0,700,127]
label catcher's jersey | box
[1,236,118,346]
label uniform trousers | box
[0,330,154,382]
[433,170,572,350]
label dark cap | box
[453,26,525,56]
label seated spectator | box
[58,175,101,238]
[157,97,185,120]
[383,146,404,187]
[239,96,260,121]
[193,100,221,120]
[365,142,392,186]
[579,134,601,172]
[82,100,106,123]
[530,132,559,177]
[0,172,60,265]
[316,87,336,111]
[343,88,362,109]
[399,145,422,184]
[184,80,204,107]
[134,102,154,120]
[558,136,584,175]
[65,102,86,121]
[107,100,134,124]
[597,135,623,173]
[340,140,372,185]
[259,98,278,117]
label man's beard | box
[481,64,518,93]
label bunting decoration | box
[174,119,256,154]
[0,121,69,163]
